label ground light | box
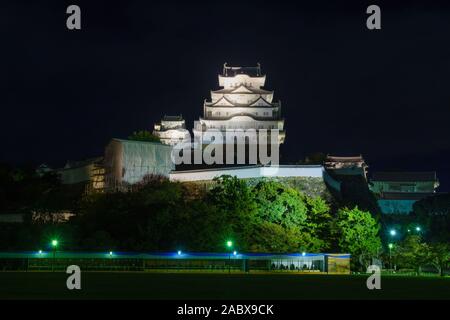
[233,251,237,256]
[302,252,306,257]
[38,250,42,254]
[416,226,421,232]
[177,250,182,255]
[389,229,397,236]
[109,251,113,256]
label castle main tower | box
[193,63,285,144]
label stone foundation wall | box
[181,176,332,201]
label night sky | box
[1,1,450,191]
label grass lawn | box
[0,272,449,300]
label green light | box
[51,240,58,247]
[226,240,233,248]
[109,251,113,256]
[38,250,42,254]
[388,243,394,249]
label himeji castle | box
[193,63,286,144]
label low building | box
[58,157,105,191]
[370,171,440,214]
[104,138,175,189]
[0,251,351,274]
[153,115,190,146]
[324,155,368,179]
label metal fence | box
[0,252,351,274]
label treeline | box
[1,163,449,273]
[3,174,381,270]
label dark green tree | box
[394,235,430,275]
[429,242,450,276]
[128,130,161,143]
[332,206,382,270]
[252,180,308,228]
[250,180,331,252]
[305,196,333,249]
[413,193,450,243]
[207,175,258,251]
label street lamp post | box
[388,243,393,271]
[51,239,58,272]
[226,240,233,274]
[387,229,397,272]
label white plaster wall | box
[219,74,266,89]
[205,106,275,118]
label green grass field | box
[0,272,449,300]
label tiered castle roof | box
[196,63,285,143]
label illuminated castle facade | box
[153,115,190,146]
[193,63,285,144]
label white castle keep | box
[193,63,285,144]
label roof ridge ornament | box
[222,62,263,77]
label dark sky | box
[1,0,450,191]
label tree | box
[249,221,303,253]
[332,206,382,270]
[252,180,308,228]
[413,193,450,243]
[128,130,160,143]
[305,196,333,249]
[75,177,185,251]
[394,235,430,275]
[172,199,224,252]
[338,175,382,217]
[207,175,258,251]
[250,180,333,252]
[429,243,450,276]
[82,230,117,251]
